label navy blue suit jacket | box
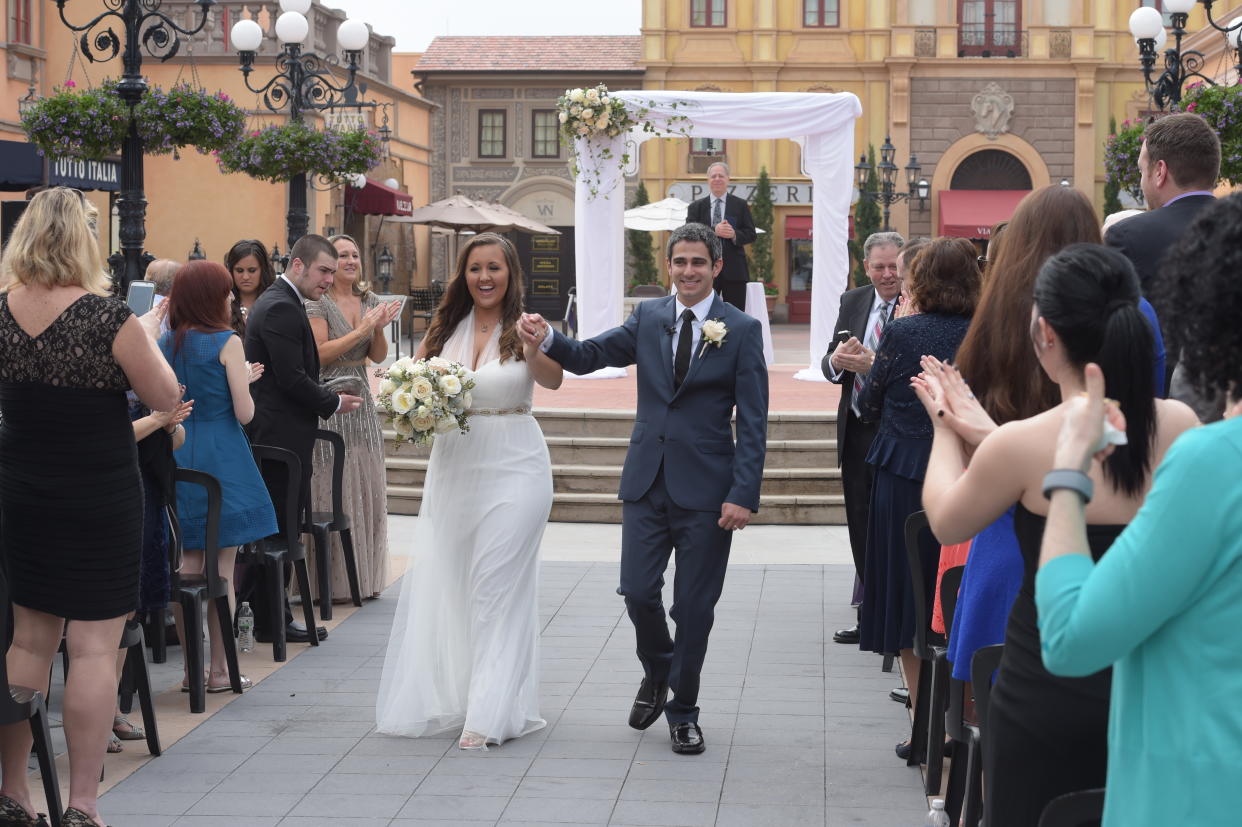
[547,295,768,513]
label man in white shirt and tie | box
[820,231,904,645]
[686,162,756,309]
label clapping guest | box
[854,237,980,749]
[914,243,1198,827]
[161,260,277,692]
[226,240,276,334]
[304,235,401,603]
[0,187,180,827]
[1036,193,1242,826]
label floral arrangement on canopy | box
[557,84,691,198]
[215,121,383,183]
[1105,80,1242,200]
[20,80,246,162]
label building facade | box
[637,0,1237,315]
[413,36,644,319]
[2,0,433,293]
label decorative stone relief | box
[915,29,937,58]
[802,83,838,93]
[451,166,519,182]
[471,88,515,99]
[1050,30,1071,60]
[523,88,565,98]
[449,88,464,162]
[455,185,508,201]
[520,165,574,181]
[972,82,1014,140]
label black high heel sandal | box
[0,794,49,826]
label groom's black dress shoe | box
[833,624,860,644]
[670,722,705,755]
[255,622,327,644]
[629,678,669,730]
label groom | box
[519,222,768,755]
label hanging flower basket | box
[1104,118,1146,204]
[215,121,383,184]
[1174,81,1242,186]
[19,81,129,162]
[135,83,246,157]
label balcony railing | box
[958,27,1027,58]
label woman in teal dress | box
[1037,194,1242,826]
[160,260,277,692]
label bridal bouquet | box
[376,357,475,448]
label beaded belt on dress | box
[467,406,531,417]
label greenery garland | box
[215,121,383,183]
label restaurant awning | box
[785,215,854,240]
[938,190,1029,238]
[346,177,414,216]
[0,141,120,192]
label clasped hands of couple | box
[514,312,752,533]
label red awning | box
[785,215,854,240]
[938,190,1029,238]
[347,177,414,216]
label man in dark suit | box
[686,162,756,309]
[820,231,904,644]
[1105,112,1219,393]
[244,233,363,643]
[519,222,768,755]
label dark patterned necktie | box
[711,198,722,226]
[674,308,694,389]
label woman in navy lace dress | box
[855,238,980,733]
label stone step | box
[387,458,843,497]
[387,486,846,525]
[529,408,836,441]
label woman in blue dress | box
[160,260,277,692]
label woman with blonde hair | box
[304,234,400,603]
[0,187,180,827]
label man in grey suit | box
[519,223,768,755]
[821,231,903,645]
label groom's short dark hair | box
[667,223,721,265]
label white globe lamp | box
[1163,0,1197,14]
[384,178,400,191]
[274,11,309,45]
[1228,26,1241,50]
[279,0,312,14]
[230,18,264,53]
[1129,6,1165,41]
[337,19,369,52]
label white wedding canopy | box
[571,89,862,379]
[623,196,690,232]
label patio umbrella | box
[476,200,561,236]
[623,196,690,232]
[391,194,560,235]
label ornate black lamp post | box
[53,0,215,293]
[1196,0,1242,77]
[375,245,394,293]
[230,0,373,250]
[854,136,927,233]
[1129,1,1216,111]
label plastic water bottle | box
[237,602,255,653]
[924,799,950,827]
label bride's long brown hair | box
[422,233,526,363]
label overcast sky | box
[324,0,644,53]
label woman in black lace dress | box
[855,238,980,727]
[0,188,180,827]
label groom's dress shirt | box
[668,294,715,363]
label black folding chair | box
[1038,789,1106,827]
[0,572,63,826]
[170,469,243,712]
[905,511,951,792]
[115,618,161,755]
[244,445,318,662]
[307,429,362,620]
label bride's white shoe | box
[458,730,488,750]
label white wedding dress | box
[376,312,551,746]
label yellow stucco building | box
[637,0,1235,317]
[2,1,432,292]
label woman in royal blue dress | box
[160,260,277,692]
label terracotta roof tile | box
[415,36,642,73]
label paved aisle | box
[100,560,925,826]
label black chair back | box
[970,643,1005,733]
[940,564,965,638]
[171,468,227,596]
[251,444,304,551]
[905,510,934,659]
[1038,788,1106,827]
[314,429,347,522]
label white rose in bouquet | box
[463,391,473,409]
[427,356,452,373]
[393,356,416,373]
[581,108,593,120]
[434,415,458,434]
[410,376,435,400]
[570,88,585,103]
[391,389,415,415]
[586,87,600,103]
[597,112,610,129]
[438,374,462,396]
[558,110,568,124]
[393,415,414,438]
[411,412,435,432]
[378,378,396,397]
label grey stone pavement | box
[96,521,927,826]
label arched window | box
[950,150,1033,190]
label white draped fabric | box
[571,90,862,380]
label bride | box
[376,233,562,749]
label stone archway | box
[930,132,1049,235]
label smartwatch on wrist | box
[1042,469,1093,504]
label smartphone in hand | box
[126,281,156,316]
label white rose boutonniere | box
[699,318,728,358]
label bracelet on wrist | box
[1042,469,1093,504]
